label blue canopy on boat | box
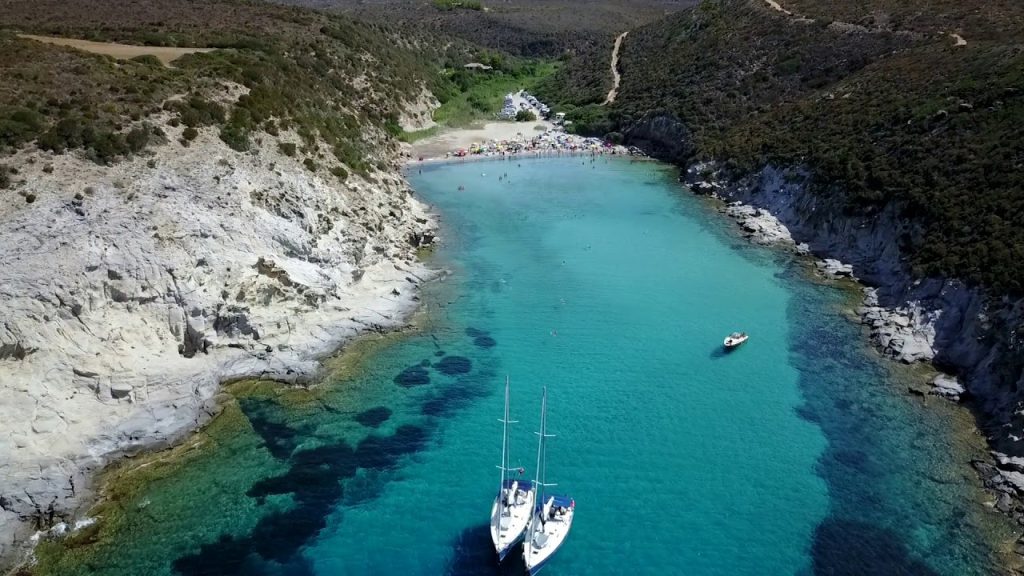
[538,494,574,508]
[502,478,533,490]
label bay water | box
[38,157,1012,575]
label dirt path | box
[603,31,628,105]
[763,0,792,15]
[19,34,215,66]
[759,0,969,46]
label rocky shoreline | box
[0,122,438,571]
[696,167,942,369]
[682,159,1024,548]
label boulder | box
[818,258,854,278]
[895,335,934,364]
[930,374,965,400]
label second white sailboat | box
[523,387,575,575]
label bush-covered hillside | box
[0,0,473,172]
[542,0,1024,294]
[278,0,686,58]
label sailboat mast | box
[534,387,547,502]
[500,376,510,493]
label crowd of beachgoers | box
[418,127,635,163]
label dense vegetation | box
[542,0,1024,294]
[426,58,557,131]
[0,0,479,175]
[278,0,686,58]
[432,0,483,10]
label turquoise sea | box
[45,157,1013,575]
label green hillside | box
[0,0,475,174]
[541,0,1024,294]
[274,0,686,58]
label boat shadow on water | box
[447,523,527,576]
[709,346,734,359]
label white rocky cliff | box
[0,123,436,567]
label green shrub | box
[432,0,483,10]
[219,123,250,152]
[170,96,226,128]
[126,126,150,152]
[0,106,45,148]
[87,130,130,164]
[330,165,348,181]
[515,109,537,122]
[303,157,317,171]
[129,55,164,68]
[37,117,85,154]
[182,127,199,141]
[383,117,403,137]
[278,142,297,156]
[0,166,9,189]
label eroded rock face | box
[677,160,1024,458]
[0,125,436,567]
[622,112,695,165]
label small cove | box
[34,156,1015,575]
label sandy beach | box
[405,120,636,170]
[408,120,553,160]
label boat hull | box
[491,480,535,562]
[523,497,573,575]
[723,336,748,349]
[496,530,524,562]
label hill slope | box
[546,0,1024,293]
[275,0,685,57]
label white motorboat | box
[723,331,749,349]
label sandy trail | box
[763,0,793,15]
[19,34,215,65]
[603,31,628,105]
[408,121,552,160]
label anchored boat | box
[490,376,535,561]
[723,331,749,349]
[523,387,574,575]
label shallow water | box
[39,157,1012,575]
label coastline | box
[0,123,440,572]
[686,162,954,383]
[11,142,1019,574]
[402,120,636,168]
[407,146,636,169]
[681,160,1024,566]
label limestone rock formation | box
[0,124,436,566]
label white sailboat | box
[490,376,535,561]
[523,387,574,575]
